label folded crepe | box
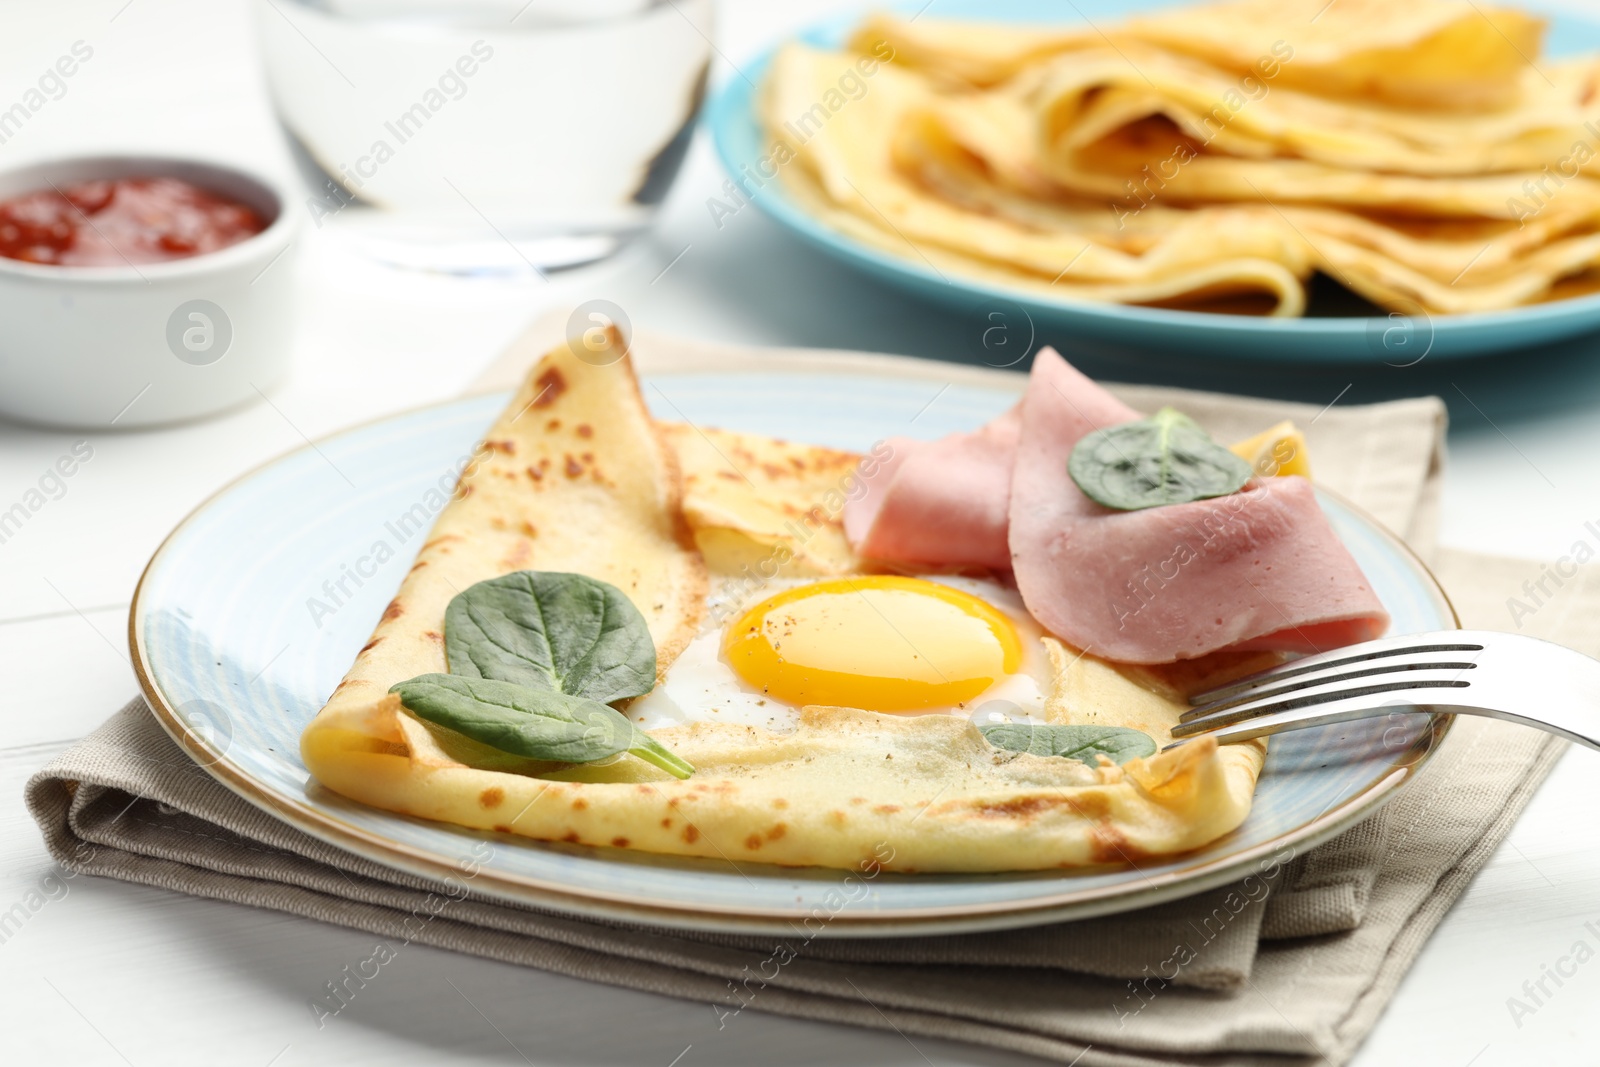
[768,45,1316,315]
[853,0,1546,108]
[299,342,1267,872]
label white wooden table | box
[3,2,1599,1063]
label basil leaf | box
[445,571,656,704]
[1068,407,1252,511]
[980,723,1156,765]
[392,674,693,780]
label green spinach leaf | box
[390,570,691,778]
[391,674,693,780]
[1068,407,1252,511]
[980,723,1156,765]
[444,571,656,704]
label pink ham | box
[1007,350,1389,663]
[843,347,1390,663]
[843,405,1020,570]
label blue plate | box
[707,0,1600,363]
[132,361,1456,935]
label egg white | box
[626,574,1054,733]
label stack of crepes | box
[763,0,1600,316]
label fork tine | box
[1180,657,1480,723]
[1188,633,1486,706]
[1164,693,1445,748]
[1170,668,1472,738]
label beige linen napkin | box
[26,325,1592,1066]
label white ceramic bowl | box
[0,155,298,429]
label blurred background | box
[0,0,1596,623]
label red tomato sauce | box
[0,177,267,267]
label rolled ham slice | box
[843,406,1020,570]
[1009,350,1388,662]
[845,348,1389,663]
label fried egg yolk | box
[722,576,1023,712]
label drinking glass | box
[254,0,713,272]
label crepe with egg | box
[298,341,1392,872]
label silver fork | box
[1167,630,1600,750]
